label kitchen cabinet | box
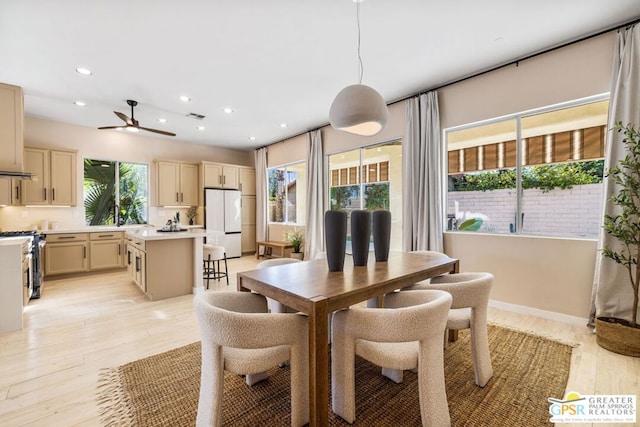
[22,148,77,206]
[0,83,24,174]
[44,233,88,275]
[0,179,21,206]
[156,160,198,206]
[89,232,124,270]
[239,167,256,195]
[241,195,256,253]
[126,236,147,293]
[0,238,29,334]
[201,161,239,189]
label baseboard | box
[489,299,589,327]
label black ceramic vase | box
[372,210,391,262]
[325,210,347,272]
[350,210,371,266]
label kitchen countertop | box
[42,225,203,235]
[125,228,207,241]
[0,237,31,246]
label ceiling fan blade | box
[114,111,133,126]
[138,126,176,137]
[97,125,124,130]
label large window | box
[268,161,306,224]
[445,97,607,238]
[328,140,402,251]
[84,159,148,226]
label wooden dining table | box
[237,251,459,426]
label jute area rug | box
[97,325,574,426]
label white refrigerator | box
[204,188,242,258]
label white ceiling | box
[1,1,639,151]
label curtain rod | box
[259,16,640,151]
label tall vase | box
[325,210,347,271]
[372,210,391,262]
[350,210,371,266]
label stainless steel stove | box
[0,231,46,299]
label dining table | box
[237,251,460,426]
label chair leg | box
[381,368,404,383]
[223,254,229,286]
[245,371,269,386]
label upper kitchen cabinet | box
[22,148,77,206]
[0,179,21,206]
[156,160,198,206]
[238,167,256,196]
[0,83,24,174]
[201,161,238,189]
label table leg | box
[308,297,329,427]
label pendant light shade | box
[329,84,389,136]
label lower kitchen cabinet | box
[44,234,88,275]
[89,232,124,270]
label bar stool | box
[203,244,229,288]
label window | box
[84,159,148,226]
[445,97,607,238]
[328,140,402,251]
[268,161,306,224]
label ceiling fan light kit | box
[330,0,388,136]
[98,99,176,137]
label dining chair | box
[194,291,309,427]
[203,244,229,288]
[331,289,452,426]
[409,272,494,387]
[257,258,302,313]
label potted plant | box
[186,207,197,225]
[598,122,640,357]
[284,229,304,260]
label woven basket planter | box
[595,317,640,357]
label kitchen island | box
[125,228,206,301]
[0,237,31,334]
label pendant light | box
[329,0,388,136]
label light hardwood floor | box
[0,255,638,427]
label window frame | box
[267,160,306,225]
[443,93,608,238]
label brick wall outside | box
[447,183,603,238]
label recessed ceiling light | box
[249,136,256,141]
[223,107,233,114]
[74,101,86,107]
[197,126,205,131]
[158,118,167,123]
[179,95,191,102]
[75,67,92,76]
[126,127,139,133]
[280,123,287,128]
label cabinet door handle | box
[223,175,226,185]
[83,246,86,259]
[44,188,47,201]
[239,183,242,192]
[135,256,140,272]
[127,250,131,265]
[98,234,114,238]
[176,192,179,202]
[118,243,121,255]
[218,175,221,185]
[15,185,20,201]
[180,192,184,202]
[58,236,76,240]
[52,188,55,201]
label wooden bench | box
[256,241,294,259]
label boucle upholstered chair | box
[256,258,302,313]
[410,272,494,387]
[331,290,452,426]
[194,292,309,427]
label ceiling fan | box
[98,99,176,136]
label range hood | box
[0,171,36,180]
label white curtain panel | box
[589,24,640,326]
[254,147,269,254]
[402,91,444,252]
[305,129,324,260]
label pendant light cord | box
[356,0,363,84]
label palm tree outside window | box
[84,159,148,226]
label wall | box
[263,31,616,320]
[448,183,603,238]
[0,117,253,230]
